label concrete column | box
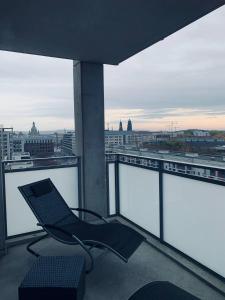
[73,61,107,217]
[0,161,6,256]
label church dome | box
[29,122,39,136]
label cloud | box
[0,51,74,130]
[105,6,225,114]
[0,5,225,131]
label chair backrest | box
[18,178,79,227]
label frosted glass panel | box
[5,167,79,237]
[119,164,160,237]
[164,174,225,277]
[108,163,116,215]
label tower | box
[119,120,123,131]
[29,122,39,136]
[127,119,132,132]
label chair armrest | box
[70,208,108,224]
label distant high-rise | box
[0,126,13,160]
[127,119,133,132]
[119,120,123,131]
[62,131,76,155]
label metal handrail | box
[2,155,77,164]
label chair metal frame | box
[24,207,128,273]
[19,179,144,273]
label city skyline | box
[5,119,225,134]
[0,6,225,131]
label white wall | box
[5,167,79,237]
[164,174,225,278]
[108,163,116,215]
[119,164,160,237]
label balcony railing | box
[1,156,79,237]
[108,153,225,282]
[1,154,225,281]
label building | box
[105,120,153,147]
[24,122,54,157]
[192,130,210,137]
[127,119,133,131]
[12,123,54,158]
[24,136,54,157]
[105,130,124,147]
[29,122,40,136]
[62,131,76,155]
[0,126,13,160]
[53,132,64,149]
[105,119,134,147]
[13,133,25,153]
[119,120,123,131]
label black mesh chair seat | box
[128,281,200,300]
[18,178,146,272]
[63,221,144,260]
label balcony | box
[0,154,225,299]
[1,2,225,299]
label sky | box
[0,6,225,132]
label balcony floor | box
[0,220,225,300]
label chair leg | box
[26,234,49,257]
[27,233,94,273]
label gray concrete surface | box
[0,236,224,300]
[73,61,107,218]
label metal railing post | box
[106,161,110,217]
[0,161,6,256]
[77,157,83,220]
[159,160,164,242]
[115,155,120,215]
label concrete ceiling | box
[0,0,225,65]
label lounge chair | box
[18,178,145,273]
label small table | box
[19,256,86,300]
[128,281,199,300]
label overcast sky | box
[0,5,225,132]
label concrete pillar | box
[73,61,107,217]
[0,162,6,256]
